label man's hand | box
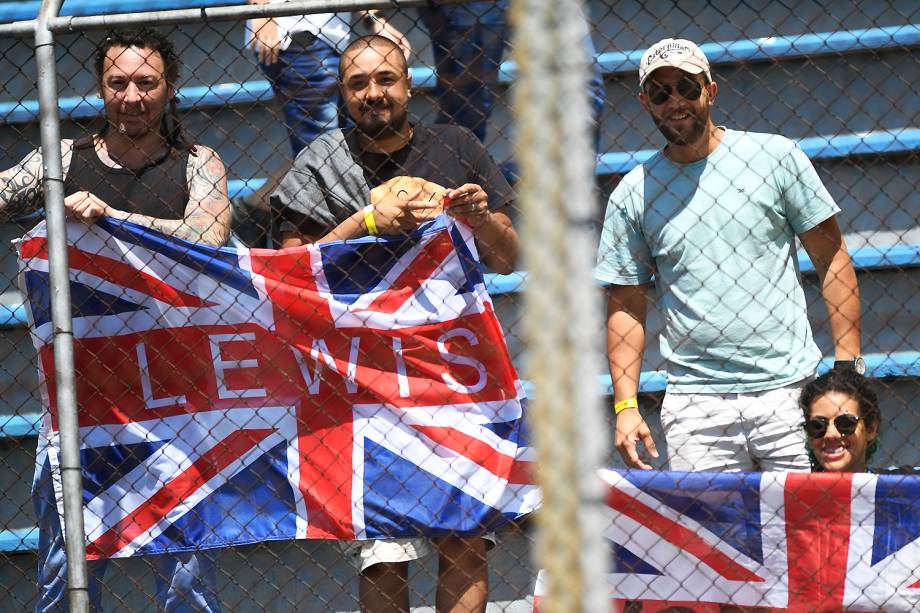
[614,407,659,470]
[251,17,282,65]
[372,188,434,235]
[443,183,519,273]
[64,191,109,222]
[444,183,491,229]
[362,10,412,60]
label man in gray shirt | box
[272,34,520,613]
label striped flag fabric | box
[535,469,920,612]
[20,215,539,559]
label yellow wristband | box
[614,398,639,414]
[363,204,379,236]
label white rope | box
[511,1,611,611]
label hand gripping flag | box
[534,469,920,612]
[19,216,539,559]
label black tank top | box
[63,137,191,220]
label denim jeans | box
[33,460,221,612]
[421,0,604,148]
[258,35,342,156]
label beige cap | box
[639,38,712,86]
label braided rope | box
[511,1,610,611]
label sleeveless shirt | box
[63,137,191,220]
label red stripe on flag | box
[20,237,210,308]
[412,425,533,484]
[86,428,275,558]
[297,397,356,539]
[607,487,764,582]
[785,472,853,610]
[252,249,357,539]
[19,237,53,260]
[358,231,455,315]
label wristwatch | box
[833,355,866,375]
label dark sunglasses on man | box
[803,413,863,439]
[645,76,704,106]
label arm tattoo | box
[148,146,231,246]
[0,142,74,222]
[0,150,44,221]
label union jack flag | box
[535,469,920,612]
[20,216,539,559]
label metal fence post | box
[35,1,89,611]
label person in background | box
[247,0,410,155]
[420,0,605,147]
[271,35,518,273]
[237,1,409,246]
[0,30,230,243]
[800,369,880,473]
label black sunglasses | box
[803,414,862,438]
[645,77,704,106]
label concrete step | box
[0,437,34,532]
[584,0,920,54]
[0,326,39,419]
[0,524,540,612]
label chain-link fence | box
[0,0,918,610]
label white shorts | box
[340,538,432,573]
[340,534,497,573]
[661,379,811,472]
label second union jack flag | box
[535,469,920,612]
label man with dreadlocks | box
[0,27,230,246]
[0,28,229,612]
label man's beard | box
[116,122,148,138]
[111,115,162,140]
[652,105,709,146]
[355,103,408,139]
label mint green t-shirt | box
[596,129,840,393]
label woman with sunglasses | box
[799,368,880,472]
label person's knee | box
[434,538,488,613]
[435,536,487,567]
[362,560,408,582]
[359,562,410,613]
